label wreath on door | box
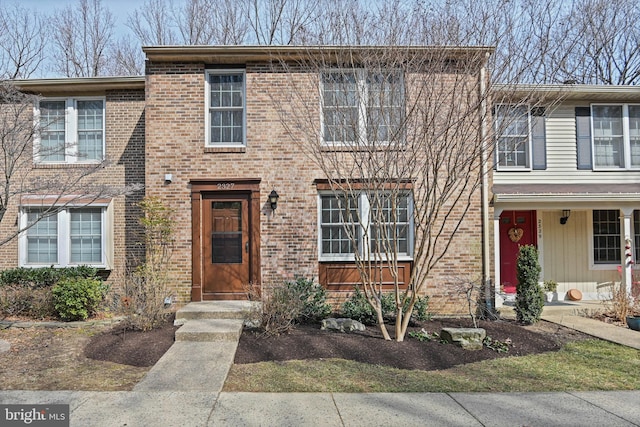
[508,227,524,243]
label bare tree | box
[0,3,49,79]
[127,0,177,45]
[557,0,640,85]
[106,35,145,76]
[0,82,141,246]
[51,0,116,77]
[270,46,499,341]
[246,0,320,45]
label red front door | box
[499,210,537,294]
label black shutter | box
[575,107,593,170]
[531,107,546,170]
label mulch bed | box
[84,314,178,367]
[234,318,591,371]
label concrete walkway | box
[1,301,639,426]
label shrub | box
[341,287,379,325]
[119,197,175,331]
[0,266,98,288]
[0,284,55,319]
[258,282,304,335]
[0,266,99,319]
[341,288,429,325]
[514,245,544,324]
[285,277,332,323]
[52,278,108,321]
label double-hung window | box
[592,209,621,265]
[591,104,640,169]
[319,191,413,261]
[206,70,245,146]
[36,98,105,163]
[20,206,107,268]
[494,105,530,168]
[322,70,404,145]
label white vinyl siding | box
[494,104,640,185]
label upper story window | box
[494,104,530,169]
[36,98,105,163]
[321,70,404,145]
[20,206,107,268]
[319,191,413,261]
[591,104,640,169]
[206,70,245,146]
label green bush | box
[52,278,108,321]
[514,245,544,324]
[285,277,332,323]
[0,266,98,288]
[0,266,100,319]
[342,288,431,325]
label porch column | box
[493,209,503,306]
[621,208,633,295]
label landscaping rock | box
[321,318,366,333]
[0,339,10,353]
[440,327,486,351]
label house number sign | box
[217,182,235,190]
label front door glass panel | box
[211,201,242,263]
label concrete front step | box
[175,301,258,321]
[175,318,244,342]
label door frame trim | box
[190,179,261,301]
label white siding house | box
[492,85,640,303]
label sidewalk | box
[1,300,639,426]
[1,390,639,426]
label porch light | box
[560,209,571,225]
[268,190,280,210]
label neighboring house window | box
[20,207,106,267]
[494,104,530,168]
[592,209,621,264]
[206,70,245,146]
[591,104,640,169]
[321,70,404,145]
[319,191,413,261]
[36,99,105,163]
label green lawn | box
[223,340,640,392]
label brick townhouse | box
[5,46,493,315]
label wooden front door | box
[202,195,250,299]
[499,210,537,294]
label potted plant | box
[543,280,558,303]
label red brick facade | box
[5,47,492,315]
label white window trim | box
[34,97,106,164]
[320,69,404,147]
[588,209,623,270]
[18,204,109,269]
[494,104,532,171]
[205,69,246,147]
[590,103,640,171]
[317,191,414,262]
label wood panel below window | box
[319,262,412,292]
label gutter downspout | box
[480,53,493,314]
